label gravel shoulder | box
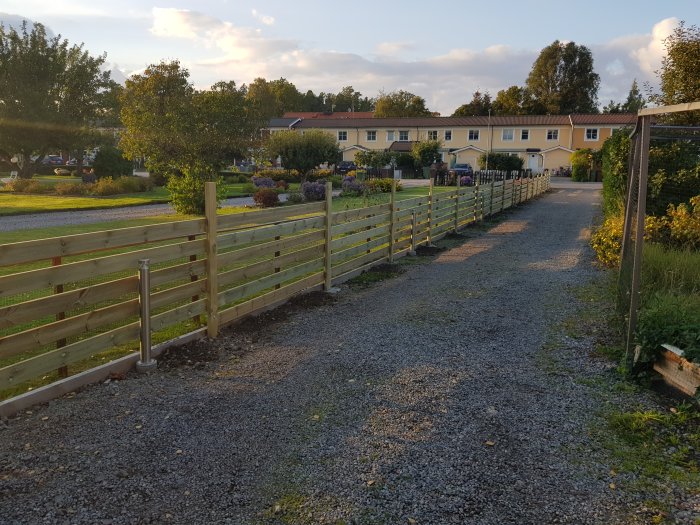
[0,180,686,524]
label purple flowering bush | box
[460,175,473,186]
[341,175,366,196]
[252,176,275,188]
[301,181,326,201]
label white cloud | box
[251,9,274,26]
[147,10,676,115]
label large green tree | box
[649,21,700,124]
[492,86,531,115]
[411,140,442,168]
[452,91,492,116]
[525,40,600,114]
[120,61,261,213]
[266,130,340,181]
[0,22,111,178]
[374,90,432,117]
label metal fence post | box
[136,259,156,373]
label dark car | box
[449,163,473,176]
[335,161,357,175]
[41,155,64,166]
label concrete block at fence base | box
[325,287,341,295]
[136,359,157,373]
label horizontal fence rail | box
[0,173,550,413]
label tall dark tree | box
[603,79,645,114]
[452,91,492,116]
[525,40,600,114]
[374,90,431,117]
[649,21,700,124]
[0,22,111,178]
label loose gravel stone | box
[0,180,695,524]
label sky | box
[0,1,697,115]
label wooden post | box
[53,256,68,378]
[454,173,461,233]
[410,210,417,255]
[204,182,218,338]
[489,177,495,217]
[388,179,396,263]
[188,235,201,325]
[324,181,333,290]
[474,181,480,223]
[274,234,281,290]
[427,177,434,245]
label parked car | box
[335,161,357,175]
[41,155,64,166]
[448,163,473,177]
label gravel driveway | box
[0,180,670,524]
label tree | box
[374,90,431,117]
[411,140,442,168]
[355,149,393,175]
[246,77,279,120]
[120,61,261,213]
[452,91,492,116]
[0,22,111,178]
[492,86,531,115]
[525,40,600,114]
[92,145,132,178]
[603,80,645,114]
[266,130,340,181]
[333,86,374,112]
[649,21,700,124]
[570,148,594,182]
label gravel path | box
[0,180,671,524]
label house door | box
[528,154,540,172]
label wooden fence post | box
[489,176,495,217]
[410,211,417,255]
[52,256,68,378]
[427,177,434,245]
[204,182,218,338]
[389,179,396,263]
[454,174,461,233]
[188,235,201,325]
[324,181,333,290]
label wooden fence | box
[0,173,550,414]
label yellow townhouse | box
[267,113,635,173]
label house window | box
[502,129,514,141]
[468,129,480,141]
[444,130,452,141]
[387,130,395,141]
[585,128,599,141]
[521,129,529,141]
[366,130,376,142]
[546,129,559,141]
[398,130,409,141]
[338,131,348,141]
[428,130,438,140]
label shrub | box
[256,169,299,183]
[301,181,326,201]
[307,169,335,183]
[7,179,51,194]
[460,175,473,186]
[601,130,631,217]
[252,176,275,188]
[92,145,133,179]
[167,168,226,215]
[149,171,169,186]
[92,177,122,196]
[365,178,401,194]
[636,292,700,363]
[275,180,289,190]
[241,183,256,194]
[478,152,524,171]
[253,188,280,208]
[591,214,624,267]
[341,176,365,196]
[54,182,90,196]
[286,191,304,204]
